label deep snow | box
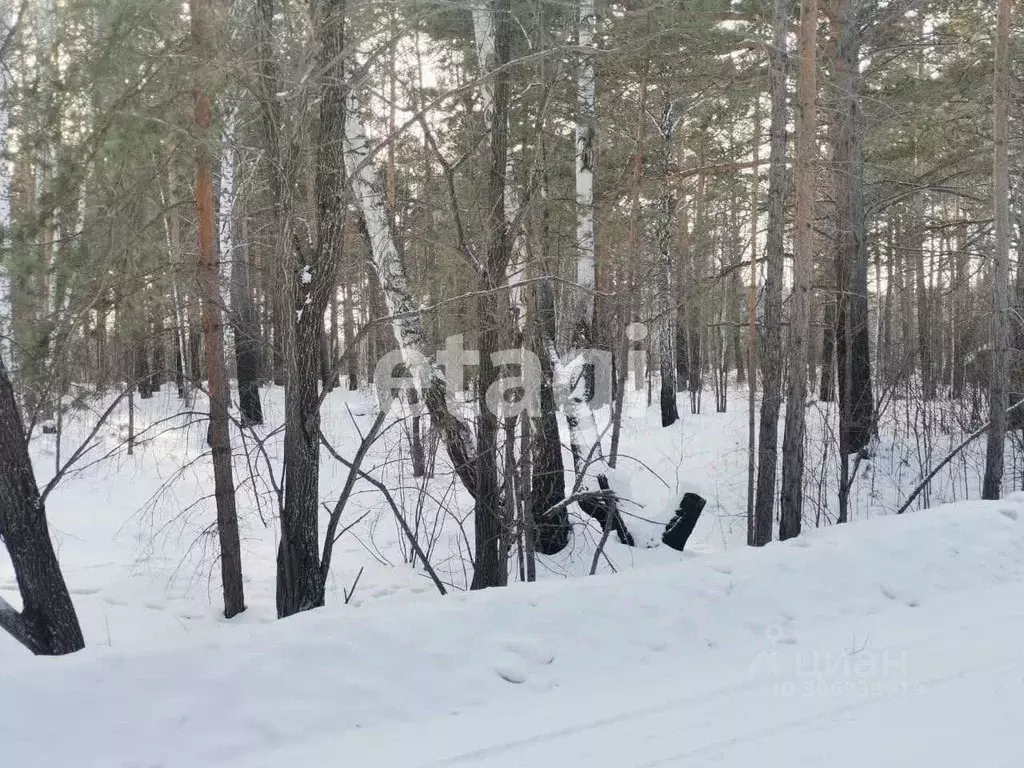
[3,498,1024,766]
[3,385,1024,765]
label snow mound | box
[2,500,1024,766]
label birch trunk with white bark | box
[574,0,597,351]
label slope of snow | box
[2,498,1024,766]
[259,580,1024,768]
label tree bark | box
[983,0,1011,500]
[752,0,788,547]
[574,0,597,368]
[531,280,569,554]
[0,355,84,655]
[469,0,512,590]
[657,100,680,427]
[747,92,761,547]
[274,0,348,616]
[191,0,246,619]
[829,0,874,456]
[780,0,816,542]
[229,145,264,426]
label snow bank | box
[2,499,1024,767]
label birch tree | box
[575,0,597,359]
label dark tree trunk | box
[342,282,358,390]
[135,333,152,399]
[268,0,347,616]
[188,323,203,385]
[329,281,341,389]
[409,410,426,479]
[230,159,264,426]
[319,324,333,392]
[675,320,689,388]
[730,273,746,384]
[752,0,789,548]
[151,314,165,392]
[780,0,817,542]
[952,224,968,397]
[819,298,836,401]
[830,0,874,455]
[0,357,85,655]
[911,195,935,400]
[657,138,679,427]
[173,316,186,399]
[531,282,568,555]
[470,0,512,590]
[984,0,1012,498]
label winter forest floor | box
[2,383,1023,765]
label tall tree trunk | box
[819,297,836,401]
[912,188,934,400]
[134,328,152,399]
[983,0,1012,500]
[191,0,245,619]
[531,280,569,554]
[780,0,817,542]
[657,99,680,427]
[273,0,348,615]
[527,139,567,553]
[658,189,679,426]
[229,145,264,426]
[342,280,358,390]
[574,0,597,376]
[152,317,165,392]
[830,0,874,456]
[469,0,512,590]
[752,0,788,547]
[747,93,761,547]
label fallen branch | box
[897,395,1024,515]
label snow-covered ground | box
[4,498,1024,766]
[2,385,1023,765]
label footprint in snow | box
[494,661,528,684]
[1000,507,1019,522]
[504,638,556,666]
[880,585,920,608]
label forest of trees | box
[0,0,1019,654]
